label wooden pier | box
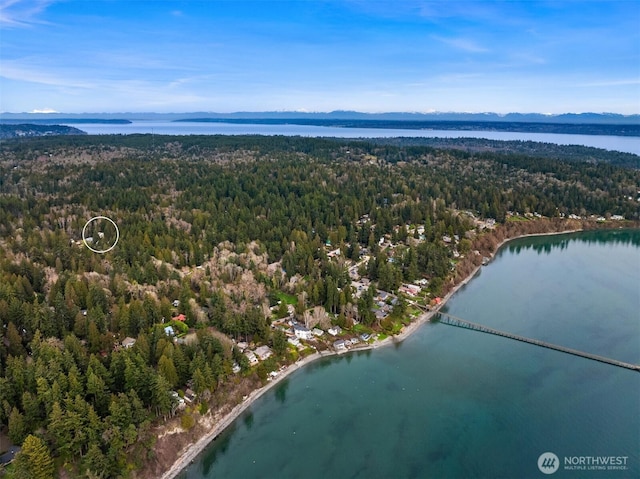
[434,312,640,372]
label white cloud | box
[0,0,56,27]
[30,107,58,113]
[578,78,640,88]
[432,35,489,53]
[0,61,94,88]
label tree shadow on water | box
[275,379,289,404]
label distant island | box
[175,118,640,137]
[0,123,87,139]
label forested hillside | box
[0,135,638,478]
[364,137,640,168]
[0,124,87,140]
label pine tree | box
[192,368,207,395]
[86,370,109,416]
[152,374,173,419]
[271,329,287,356]
[8,406,27,444]
[6,321,25,357]
[158,355,179,389]
[12,434,55,479]
[83,443,108,478]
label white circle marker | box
[82,216,120,253]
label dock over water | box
[434,312,640,372]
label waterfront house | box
[333,339,347,351]
[399,283,421,296]
[327,326,342,336]
[398,286,412,296]
[293,323,313,340]
[255,345,273,361]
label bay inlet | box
[179,230,640,479]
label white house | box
[121,337,136,349]
[327,326,342,336]
[293,323,313,340]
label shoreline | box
[160,225,610,479]
[159,348,337,479]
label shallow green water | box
[180,230,640,479]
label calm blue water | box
[180,230,640,479]
[64,121,640,155]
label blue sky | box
[1,0,639,114]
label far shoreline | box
[159,224,632,479]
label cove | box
[179,230,640,479]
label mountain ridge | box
[1,111,638,125]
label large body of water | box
[67,121,640,155]
[180,230,640,479]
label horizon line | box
[2,110,639,117]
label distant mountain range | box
[1,110,638,125]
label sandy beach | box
[161,227,590,479]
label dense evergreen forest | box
[0,134,638,478]
[363,137,640,169]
